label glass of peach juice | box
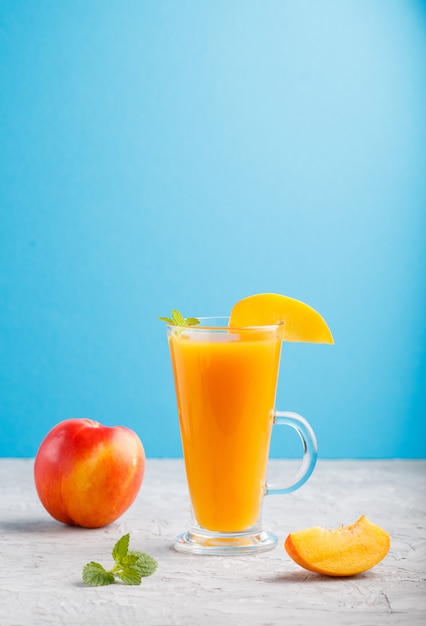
[166,317,317,555]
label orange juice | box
[168,323,281,532]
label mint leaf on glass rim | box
[158,309,200,327]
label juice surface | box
[169,328,281,532]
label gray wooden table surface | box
[0,458,425,626]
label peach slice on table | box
[284,515,390,577]
[229,293,334,344]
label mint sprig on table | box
[82,533,157,586]
[159,309,200,327]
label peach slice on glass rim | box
[229,293,334,343]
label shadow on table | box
[0,518,80,534]
[264,570,370,584]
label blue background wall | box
[1,0,425,459]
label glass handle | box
[266,411,318,495]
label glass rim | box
[165,316,282,332]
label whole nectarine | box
[34,418,145,528]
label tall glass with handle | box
[166,317,317,555]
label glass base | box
[174,525,278,556]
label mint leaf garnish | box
[112,533,130,562]
[82,562,115,586]
[82,533,158,587]
[185,317,201,326]
[115,568,142,586]
[127,550,158,577]
[159,309,200,327]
